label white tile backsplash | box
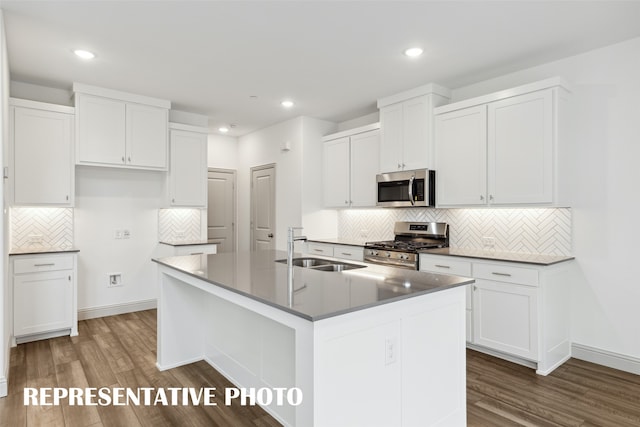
[158,208,202,242]
[338,207,572,256]
[10,207,74,251]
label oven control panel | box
[364,249,418,269]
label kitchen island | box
[153,250,473,427]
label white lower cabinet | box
[305,242,364,261]
[420,253,571,375]
[12,252,78,344]
[472,279,538,360]
[173,244,218,256]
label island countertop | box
[153,249,473,321]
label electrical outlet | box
[114,229,123,239]
[28,234,44,244]
[360,229,369,239]
[482,236,496,248]
[108,273,123,287]
[385,337,397,365]
[175,230,186,239]
[123,229,131,239]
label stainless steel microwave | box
[376,169,435,207]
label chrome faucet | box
[287,226,307,268]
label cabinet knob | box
[345,200,349,205]
[172,198,175,203]
[128,156,131,162]
[402,163,406,169]
[66,195,69,201]
[489,195,494,201]
[397,163,402,169]
[480,195,484,201]
[122,156,125,163]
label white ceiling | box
[2,1,640,136]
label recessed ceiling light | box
[218,127,229,133]
[281,100,294,108]
[74,49,95,60]
[403,47,423,58]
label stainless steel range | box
[364,222,449,270]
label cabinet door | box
[434,106,488,206]
[323,137,350,207]
[169,129,207,207]
[12,107,73,205]
[349,130,380,207]
[14,270,73,337]
[379,103,403,172]
[126,103,168,169]
[402,95,429,170]
[472,280,538,360]
[77,94,127,165]
[488,89,553,204]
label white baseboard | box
[572,343,640,375]
[78,298,157,321]
[0,376,7,398]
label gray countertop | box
[420,247,574,266]
[9,247,80,256]
[159,240,219,247]
[153,249,473,322]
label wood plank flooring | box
[1,310,639,426]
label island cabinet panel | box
[10,100,74,206]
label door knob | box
[268,233,274,238]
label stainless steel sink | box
[275,257,366,272]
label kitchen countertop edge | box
[9,248,80,256]
[419,247,575,266]
[152,253,474,322]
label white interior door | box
[207,168,236,253]
[251,165,276,251]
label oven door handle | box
[408,176,415,206]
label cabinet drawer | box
[419,255,472,276]
[14,255,74,274]
[473,263,538,287]
[174,244,218,256]
[307,243,334,257]
[333,245,364,261]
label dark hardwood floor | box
[1,310,639,426]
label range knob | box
[386,252,391,258]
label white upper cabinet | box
[434,77,569,207]
[10,98,74,206]
[488,90,553,204]
[323,137,351,208]
[377,84,450,173]
[323,124,380,208]
[435,105,487,206]
[168,124,208,207]
[349,130,380,207]
[74,83,170,170]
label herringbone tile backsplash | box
[10,207,74,251]
[158,208,202,242]
[338,208,572,256]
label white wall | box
[337,111,379,132]
[451,37,640,361]
[236,117,335,251]
[208,134,238,170]
[74,167,164,313]
[0,9,9,398]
